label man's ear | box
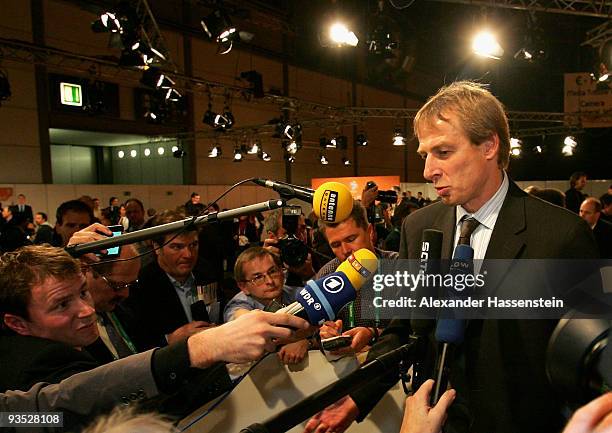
[367,223,375,241]
[3,313,32,336]
[482,134,500,161]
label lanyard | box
[107,312,138,355]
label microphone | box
[410,229,444,391]
[277,248,378,325]
[431,243,473,405]
[254,179,353,223]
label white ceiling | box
[49,128,156,147]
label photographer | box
[361,181,397,249]
[262,208,315,286]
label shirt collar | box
[456,170,509,231]
[167,273,195,292]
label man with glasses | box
[224,246,312,364]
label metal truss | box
[430,0,612,19]
[512,124,584,137]
[582,20,612,49]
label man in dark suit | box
[127,210,222,350]
[580,197,612,259]
[10,194,33,223]
[305,81,600,433]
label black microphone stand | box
[241,337,420,433]
[66,199,285,257]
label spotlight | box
[157,147,165,155]
[203,107,234,130]
[201,8,237,54]
[285,140,300,155]
[258,150,271,161]
[472,30,504,59]
[342,157,351,166]
[285,154,296,163]
[0,70,11,104]
[320,153,329,165]
[118,150,125,159]
[144,97,168,124]
[320,135,331,148]
[130,149,137,158]
[534,145,543,154]
[276,122,302,141]
[328,136,337,149]
[144,148,151,156]
[173,147,186,158]
[171,145,179,153]
[163,88,182,103]
[141,67,175,89]
[91,11,123,33]
[510,137,522,157]
[247,140,260,154]
[367,23,398,58]
[393,129,405,146]
[328,22,359,47]
[356,132,368,146]
[562,136,577,156]
[233,146,243,162]
[208,146,221,158]
[119,49,147,68]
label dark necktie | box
[458,217,480,246]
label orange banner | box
[311,176,400,199]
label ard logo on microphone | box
[322,275,344,294]
[320,190,338,222]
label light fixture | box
[141,67,175,90]
[328,136,337,149]
[118,150,125,158]
[510,137,522,157]
[319,135,331,148]
[173,147,185,158]
[328,22,359,47]
[130,149,137,158]
[171,145,179,153]
[342,157,351,166]
[247,140,260,154]
[91,11,123,33]
[201,8,237,55]
[144,148,151,156]
[356,132,368,146]
[472,30,504,59]
[157,147,165,155]
[320,153,329,165]
[534,145,543,154]
[276,121,302,141]
[208,145,222,158]
[367,22,398,58]
[285,155,296,163]
[285,140,299,155]
[393,129,405,146]
[258,150,271,161]
[203,105,234,130]
[233,146,243,162]
[0,70,11,105]
[562,136,577,156]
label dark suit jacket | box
[0,335,100,393]
[9,204,33,223]
[351,180,599,433]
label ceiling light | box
[201,8,238,55]
[91,11,123,33]
[320,153,329,165]
[510,137,522,157]
[562,136,577,156]
[144,148,151,156]
[286,155,296,163]
[328,22,359,47]
[157,147,165,155]
[118,150,125,159]
[130,149,137,158]
[173,147,185,158]
[534,145,543,154]
[393,129,405,146]
[472,30,504,59]
[342,157,351,166]
[203,108,234,130]
[328,137,337,149]
[258,150,271,161]
[356,132,368,146]
[367,23,398,58]
[233,146,243,162]
[208,146,221,158]
[247,140,260,154]
[141,67,175,89]
[171,145,179,153]
[286,140,299,155]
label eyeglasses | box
[100,274,139,292]
[243,267,284,286]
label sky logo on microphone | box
[322,275,344,294]
[347,254,372,278]
[319,190,338,222]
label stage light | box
[285,140,300,155]
[173,147,185,158]
[356,132,368,146]
[328,136,337,149]
[562,136,577,156]
[510,137,522,157]
[201,8,237,54]
[258,150,271,161]
[367,23,398,58]
[247,140,260,154]
[233,146,243,162]
[285,154,296,163]
[534,145,543,154]
[328,22,359,47]
[320,135,331,148]
[91,11,122,33]
[342,157,351,166]
[276,122,302,141]
[393,129,405,146]
[203,106,234,130]
[157,147,165,155]
[118,150,125,159]
[130,149,137,158]
[163,88,182,102]
[208,146,221,158]
[141,67,175,89]
[472,30,504,59]
[320,153,329,165]
[144,148,151,156]
[0,70,11,104]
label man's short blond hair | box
[414,81,510,169]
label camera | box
[278,205,309,267]
[366,181,398,204]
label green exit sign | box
[60,82,82,106]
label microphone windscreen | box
[435,317,466,344]
[312,182,353,223]
[452,244,474,261]
[336,248,378,290]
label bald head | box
[579,197,601,228]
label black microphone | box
[431,243,473,405]
[410,229,443,390]
[253,178,314,202]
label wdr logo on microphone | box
[322,275,344,294]
[320,190,338,222]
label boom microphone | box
[431,243,473,404]
[277,248,378,325]
[254,179,353,223]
